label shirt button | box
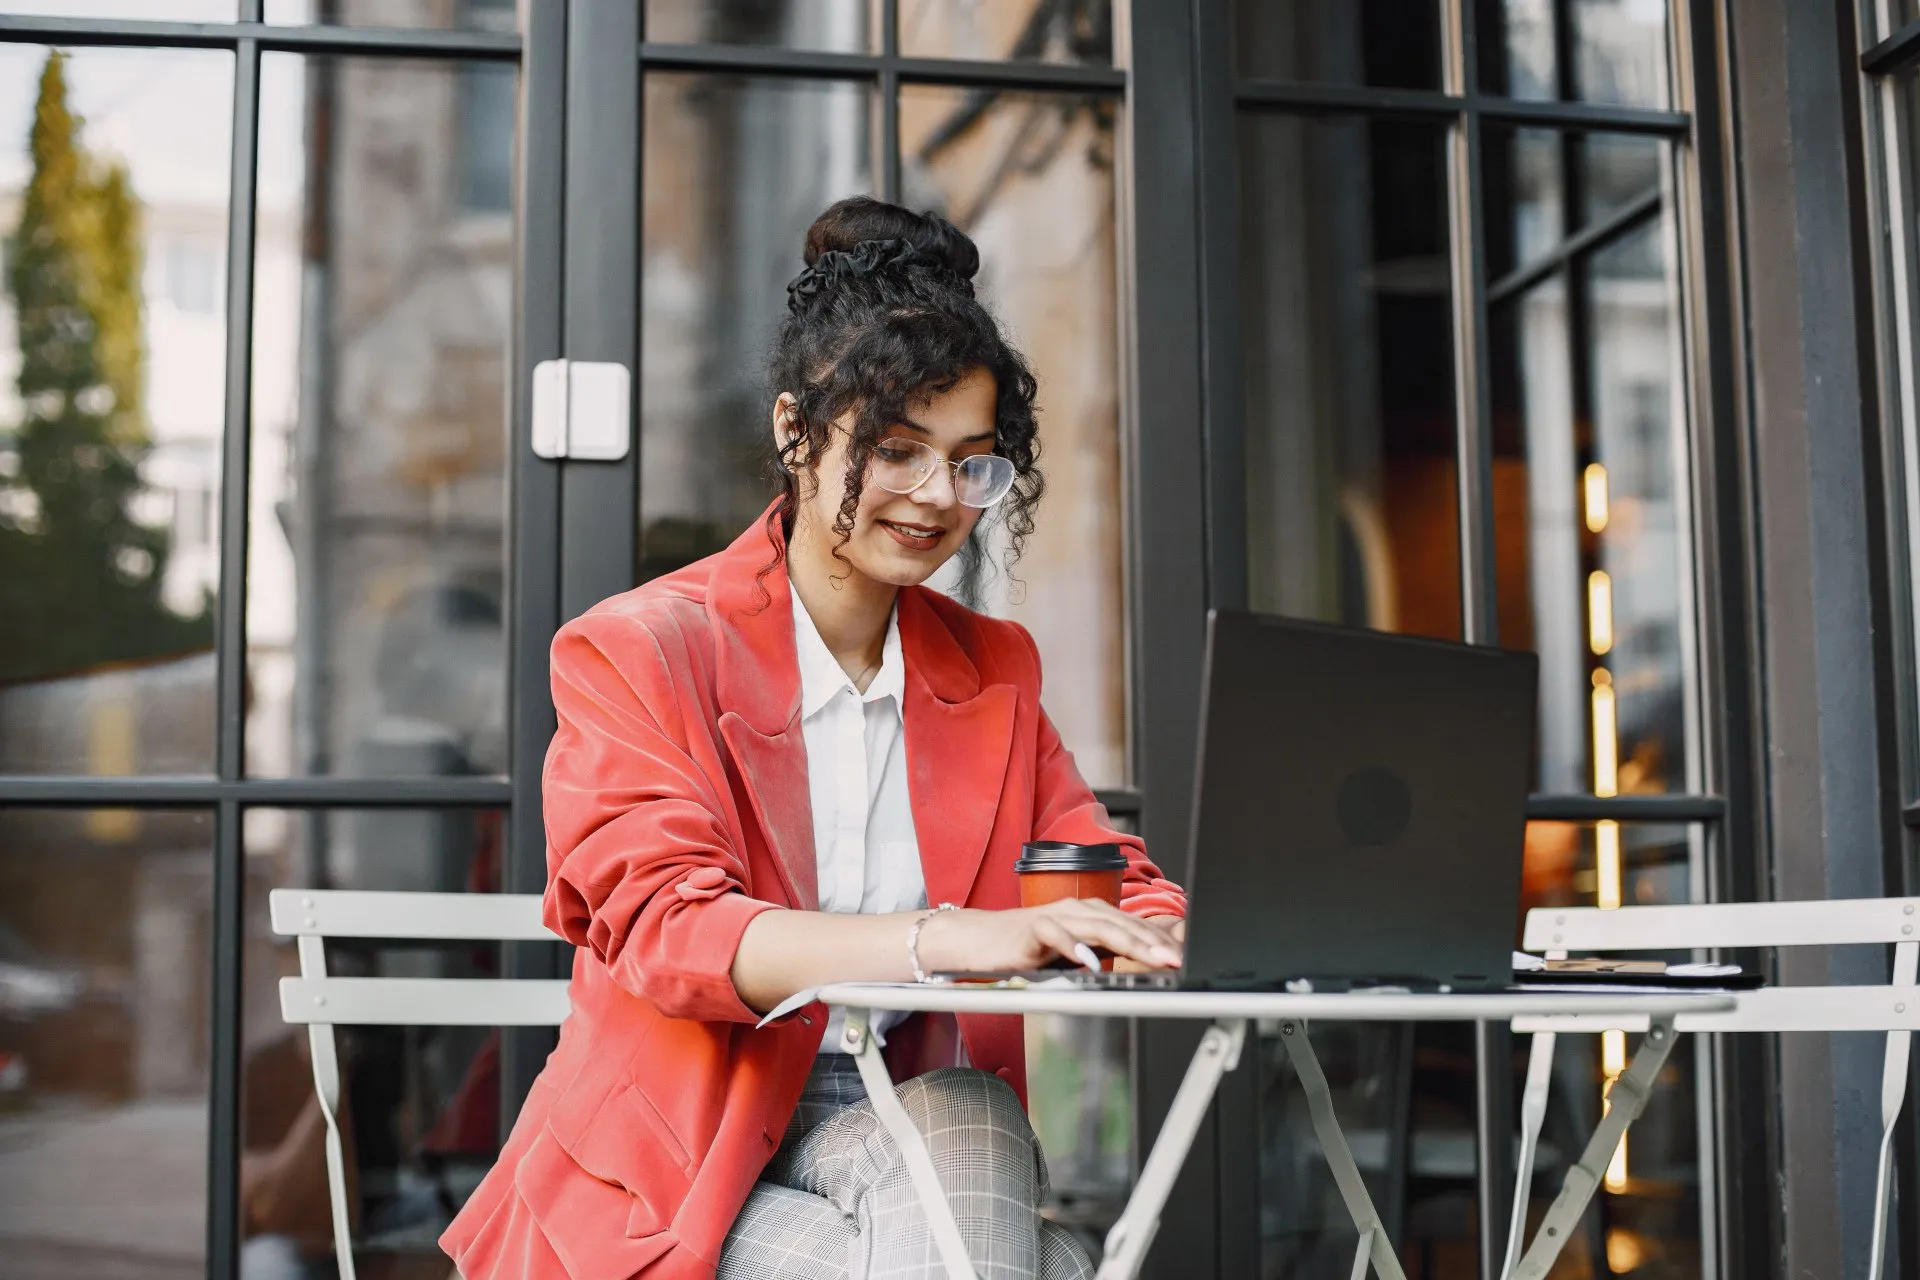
[995,1067,1013,1081]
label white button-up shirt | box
[793,591,927,1051]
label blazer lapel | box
[717,713,817,911]
[900,589,1018,911]
[707,513,818,911]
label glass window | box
[902,85,1128,787]
[1519,820,1704,1273]
[247,54,516,781]
[241,806,507,1274]
[1479,0,1672,109]
[899,0,1114,66]
[263,0,518,32]
[1487,130,1691,796]
[1232,0,1444,90]
[1254,820,1704,1277]
[1237,111,1463,640]
[644,0,873,52]
[636,73,874,580]
[0,45,232,775]
[0,0,233,17]
[0,807,213,1276]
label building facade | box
[0,2,1912,1278]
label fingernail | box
[1153,947,1182,967]
[1072,943,1100,970]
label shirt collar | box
[792,590,905,720]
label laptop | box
[937,609,1540,992]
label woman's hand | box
[914,899,1183,975]
[1113,915,1186,973]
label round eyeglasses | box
[868,436,1016,508]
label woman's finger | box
[1054,907,1181,968]
[1057,899,1182,962]
[1028,918,1087,968]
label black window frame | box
[0,2,1785,1277]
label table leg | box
[1275,1019,1408,1280]
[1508,1018,1679,1280]
[841,1007,980,1280]
[1501,1029,1558,1280]
[1096,1018,1249,1280]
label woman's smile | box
[876,516,948,552]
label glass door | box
[0,4,568,1277]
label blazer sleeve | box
[542,610,779,1024]
[1019,629,1187,920]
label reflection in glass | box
[1233,0,1442,90]
[0,0,232,17]
[902,85,1127,788]
[637,74,872,581]
[0,45,231,774]
[241,807,506,1275]
[263,0,517,31]
[0,808,212,1277]
[247,54,514,781]
[645,0,871,51]
[1521,821,1702,1275]
[900,0,1113,66]
[1488,132,1687,797]
[1238,112,1464,641]
[1480,0,1670,108]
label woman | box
[441,197,1187,1280]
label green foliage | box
[0,52,212,686]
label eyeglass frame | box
[865,434,1016,509]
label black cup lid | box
[1014,841,1128,873]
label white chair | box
[269,889,569,1280]
[1504,897,1920,1280]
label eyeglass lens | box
[871,437,1014,508]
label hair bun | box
[802,195,979,282]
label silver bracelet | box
[907,902,961,983]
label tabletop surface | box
[808,981,1740,1022]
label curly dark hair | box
[765,196,1043,589]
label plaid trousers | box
[717,1056,1094,1279]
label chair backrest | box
[271,888,572,1028]
[269,888,574,1280]
[1523,896,1919,955]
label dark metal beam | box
[206,22,261,1275]
[1524,793,1727,821]
[1729,1,1904,1277]
[1479,95,1690,134]
[1233,77,1689,136]
[639,41,1125,92]
[1862,16,1920,76]
[0,14,520,58]
[0,776,512,807]
[1488,186,1662,305]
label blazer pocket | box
[514,1125,680,1280]
[564,1084,697,1238]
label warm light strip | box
[1602,1029,1630,1191]
[1588,570,1614,654]
[1591,681,1619,797]
[1584,463,1610,533]
[1596,819,1622,909]
[1602,1029,1627,1076]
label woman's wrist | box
[908,905,968,977]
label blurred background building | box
[0,2,1912,1279]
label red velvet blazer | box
[441,515,1185,1280]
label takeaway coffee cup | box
[1016,842,1129,969]
[1014,841,1128,910]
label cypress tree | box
[0,52,212,686]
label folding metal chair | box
[1505,897,1920,1280]
[269,889,568,1280]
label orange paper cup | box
[1015,842,1128,967]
